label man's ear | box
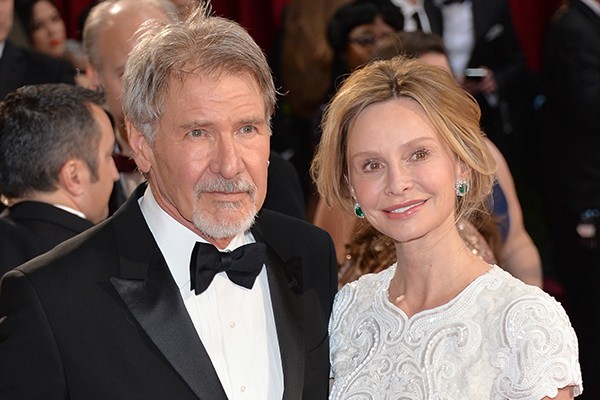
[58,159,86,197]
[86,63,102,90]
[126,119,152,173]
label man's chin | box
[193,209,257,240]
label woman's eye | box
[362,160,382,172]
[411,148,430,161]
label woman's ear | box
[126,119,152,174]
[456,159,472,182]
[344,174,357,200]
[349,186,357,201]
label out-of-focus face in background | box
[345,15,395,70]
[30,0,66,58]
[87,3,174,149]
[0,0,14,43]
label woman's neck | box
[389,227,491,317]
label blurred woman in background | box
[15,0,88,86]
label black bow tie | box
[190,242,266,295]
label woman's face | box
[30,0,66,58]
[346,98,463,245]
[345,15,396,71]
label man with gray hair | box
[0,4,336,399]
[83,0,306,219]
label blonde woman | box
[312,57,582,399]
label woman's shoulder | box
[486,266,579,364]
[485,266,567,313]
[333,264,395,309]
[340,264,395,293]
[485,267,583,398]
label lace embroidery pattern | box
[329,265,582,399]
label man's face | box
[79,104,119,224]
[0,0,14,43]
[88,6,172,147]
[129,72,271,249]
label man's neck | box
[12,191,83,218]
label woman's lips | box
[385,200,426,218]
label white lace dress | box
[329,265,582,400]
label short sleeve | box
[493,293,583,399]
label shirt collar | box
[391,0,424,15]
[138,185,252,290]
[52,203,87,219]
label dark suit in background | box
[0,185,337,399]
[541,1,600,398]
[428,0,527,165]
[266,150,306,220]
[0,40,75,100]
[0,201,93,276]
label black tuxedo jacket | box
[0,185,338,399]
[541,0,600,210]
[0,40,75,100]
[0,201,93,276]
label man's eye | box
[188,129,205,137]
[240,125,256,134]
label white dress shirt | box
[139,186,284,399]
[391,0,433,33]
[437,0,474,78]
[52,203,87,219]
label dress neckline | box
[381,263,496,320]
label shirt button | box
[229,321,236,328]
[240,385,246,392]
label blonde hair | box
[311,56,496,223]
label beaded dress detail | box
[329,266,582,399]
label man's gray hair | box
[121,3,277,143]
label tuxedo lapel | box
[253,221,305,400]
[110,186,227,400]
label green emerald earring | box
[455,179,470,197]
[354,203,364,218]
